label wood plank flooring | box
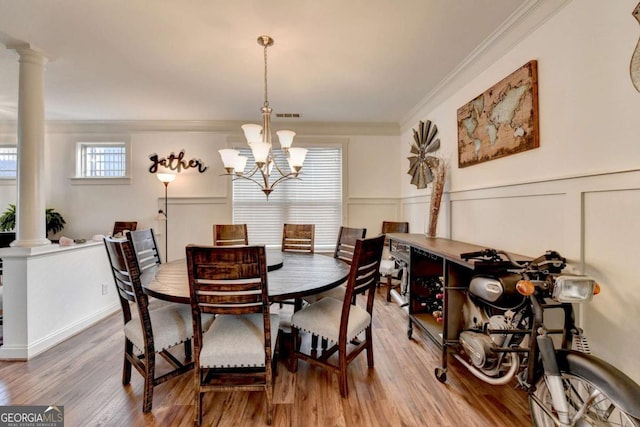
[0,288,531,426]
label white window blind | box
[232,146,342,250]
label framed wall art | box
[457,60,539,168]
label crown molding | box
[400,0,572,131]
[37,119,399,136]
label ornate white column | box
[9,45,49,247]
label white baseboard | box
[0,303,119,360]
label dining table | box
[142,248,350,305]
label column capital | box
[7,43,49,66]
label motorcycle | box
[434,248,640,426]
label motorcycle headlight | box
[552,276,596,302]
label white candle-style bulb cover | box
[276,130,296,149]
[241,124,263,143]
[288,147,308,167]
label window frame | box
[0,144,18,182]
[72,137,132,185]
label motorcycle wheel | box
[530,372,640,426]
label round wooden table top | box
[143,250,350,304]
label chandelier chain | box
[263,43,269,108]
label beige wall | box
[399,0,640,383]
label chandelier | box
[218,35,307,197]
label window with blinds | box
[232,146,342,250]
[76,142,128,178]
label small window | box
[0,146,17,178]
[76,142,128,178]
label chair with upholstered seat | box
[378,221,409,300]
[213,224,248,246]
[186,244,279,426]
[113,221,138,237]
[103,236,204,413]
[279,223,315,320]
[291,234,385,397]
[304,226,366,304]
[127,228,166,308]
[127,228,162,274]
[303,226,366,351]
[281,223,314,253]
[334,226,367,264]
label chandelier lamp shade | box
[218,35,307,197]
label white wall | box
[1,123,401,261]
[398,0,640,383]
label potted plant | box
[0,204,67,237]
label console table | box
[385,233,529,366]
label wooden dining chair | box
[103,236,200,413]
[212,224,248,246]
[127,228,162,272]
[291,234,385,397]
[378,221,409,299]
[113,221,138,237]
[304,226,366,309]
[281,223,315,253]
[186,244,279,426]
[304,225,368,351]
[334,226,367,264]
[126,228,168,308]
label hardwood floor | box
[0,288,531,426]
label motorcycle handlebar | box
[461,248,528,268]
[460,249,497,260]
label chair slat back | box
[213,224,249,246]
[381,221,409,245]
[334,226,366,264]
[113,221,138,237]
[282,223,315,253]
[127,228,162,281]
[342,235,385,318]
[186,245,268,316]
[103,236,149,325]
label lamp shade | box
[241,124,263,143]
[276,130,296,149]
[288,147,308,167]
[251,141,271,164]
[219,149,240,169]
[233,155,248,173]
[157,173,176,183]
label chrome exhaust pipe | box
[452,352,519,385]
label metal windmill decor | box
[408,120,441,189]
[407,119,446,238]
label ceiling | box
[0,0,528,124]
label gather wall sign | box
[148,150,208,174]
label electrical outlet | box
[101,283,109,295]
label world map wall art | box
[457,60,539,168]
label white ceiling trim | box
[36,119,399,136]
[400,0,572,131]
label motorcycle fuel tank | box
[469,273,525,309]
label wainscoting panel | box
[450,193,566,256]
[583,188,640,383]
[346,198,402,236]
[159,197,230,262]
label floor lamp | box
[157,173,176,262]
